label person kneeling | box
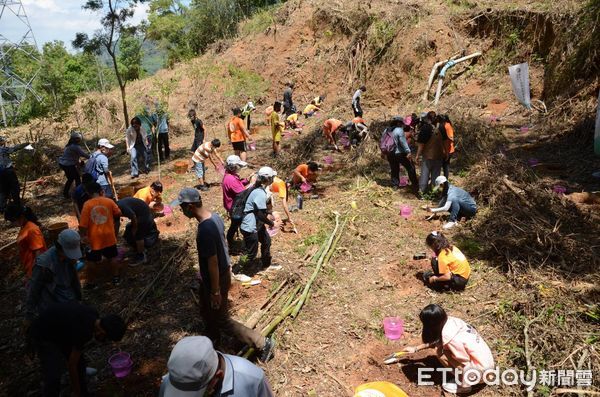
[422,231,470,291]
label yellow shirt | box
[270,177,287,199]
[271,111,283,140]
[438,246,471,279]
[134,186,161,205]
[303,104,317,114]
[287,113,299,123]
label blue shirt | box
[392,127,411,154]
[59,144,89,166]
[0,144,27,169]
[157,114,169,134]
[440,185,477,210]
[93,151,110,186]
[240,187,267,233]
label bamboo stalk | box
[292,213,342,318]
[245,283,291,329]
[282,285,302,311]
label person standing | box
[191,139,224,191]
[126,116,151,179]
[173,188,273,358]
[241,101,256,131]
[116,197,159,265]
[416,112,445,196]
[352,85,366,117]
[270,102,284,157]
[0,136,29,212]
[159,336,275,397]
[155,105,171,161]
[428,176,477,229]
[138,104,157,166]
[189,109,205,153]
[282,82,295,116]
[4,205,47,279]
[240,167,278,269]
[228,108,253,162]
[79,182,122,286]
[24,229,83,322]
[84,139,115,199]
[438,114,456,179]
[221,155,251,246]
[58,131,89,199]
[27,302,126,397]
[386,116,418,194]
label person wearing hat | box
[241,100,257,131]
[227,108,253,162]
[0,135,30,212]
[126,116,151,179]
[240,167,278,269]
[58,131,90,199]
[428,176,477,230]
[84,138,115,198]
[221,155,252,247]
[282,81,295,116]
[173,188,274,358]
[24,229,84,323]
[28,302,126,397]
[159,336,274,397]
[386,116,418,194]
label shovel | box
[383,351,409,365]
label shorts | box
[86,245,118,262]
[273,130,282,143]
[194,161,205,178]
[232,141,246,152]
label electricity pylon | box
[0,0,42,127]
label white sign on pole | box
[508,63,532,110]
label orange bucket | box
[118,186,135,198]
[48,222,69,244]
[174,161,188,175]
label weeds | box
[240,6,277,36]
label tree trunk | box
[107,47,129,128]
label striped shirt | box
[192,142,213,163]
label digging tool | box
[383,351,408,365]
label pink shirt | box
[441,316,494,372]
[222,171,249,212]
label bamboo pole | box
[245,283,291,329]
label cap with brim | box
[257,166,277,177]
[171,187,201,206]
[162,336,218,397]
[226,155,248,167]
[434,175,448,187]
[57,229,82,260]
[98,138,114,149]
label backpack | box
[230,186,257,222]
[379,127,396,155]
[84,152,105,181]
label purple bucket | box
[300,182,313,193]
[552,185,567,195]
[323,156,333,165]
[399,176,409,187]
[527,158,539,167]
[109,352,133,378]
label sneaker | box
[131,174,139,179]
[266,265,283,271]
[443,221,457,230]
[112,276,121,286]
[232,273,252,283]
[442,381,472,394]
[259,336,275,362]
[129,252,147,267]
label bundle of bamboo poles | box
[241,212,347,359]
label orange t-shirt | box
[353,117,366,124]
[80,196,122,250]
[323,119,342,137]
[444,122,455,154]
[17,221,47,278]
[270,177,287,199]
[228,116,247,143]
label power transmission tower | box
[0,0,42,127]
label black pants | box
[157,133,170,161]
[241,226,271,267]
[227,216,242,245]
[353,103,363,117]
[0,166,21,211]
[423,257,468,291]
[442,153,454,179]
[245,114,251,131]
[387,152,418,190]
[36,341,88,397]
[59,164,81,198]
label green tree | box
[73,0,147,128]
[146,0,192,66]
[118,31,144,81]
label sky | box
[1,0,150,51]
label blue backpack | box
[84,152,105,181]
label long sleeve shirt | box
[0,143,27,169]
[392,127,411,155]
[58,144,89,166]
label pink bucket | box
[163,205,173,216]
[108,352,133,378]
[383,317,404,340]
[249,142,256,151]
[267,227,279,237]
[520,126,529,133]
[553,185,567,195]
[400,205,412,218]
[323,156,334,165]
[300,182,313,193]
[399,176,409,187]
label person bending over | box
[421,231,471,291]
[428,176,477,230]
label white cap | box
[257,166,277,177]
[434,175,448,187]
[161,336,219,397]
[226,155,248,167]
[98,138,114,149]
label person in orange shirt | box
[4,204,47,278]
[421,231,471,291]
[269,176,294,227]
[227,107,253,162]
[133,181,163,212]
[322,118,343,151]
[79,182,122,286]
[438,114,455,178]
[291,161,320,187]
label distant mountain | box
[98,38,166,77]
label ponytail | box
[4,204,40,226]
